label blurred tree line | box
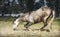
[0,0,60,17]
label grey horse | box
[13,6,55,31]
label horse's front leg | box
[13,18,20,30]
[24,22,33,31]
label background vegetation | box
[0,0,60,17]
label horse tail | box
[46,9,55,21]
[48,10,55,30]
[51,10,55,19]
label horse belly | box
[34,17,42,23]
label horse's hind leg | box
[40,20,48,31]
[40,16,48,31]
[13,18,20,30]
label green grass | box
[0,17,60,37]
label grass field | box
[0,17,60,37]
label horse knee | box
[14,21,19,25]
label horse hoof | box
[40,29,44,31]
[46,29,50,32]
[40,29,50,32]
[13,28,16,30]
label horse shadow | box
[13,28,50,32]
